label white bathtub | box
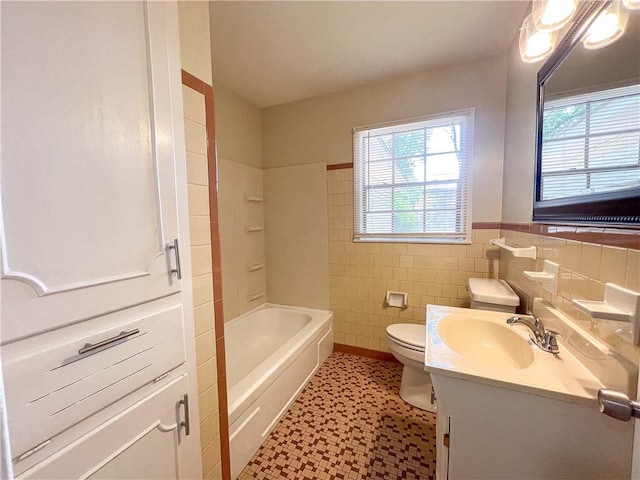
[225,303,333,479]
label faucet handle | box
[543,330,561,354]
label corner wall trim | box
[333,343,400,363]
[326,163,354,171]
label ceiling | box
[209,1,529,108]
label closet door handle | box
[78,329,140,355]
[168,238,182,279]
[180,394,191,436]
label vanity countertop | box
[423,305,604,407]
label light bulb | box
[622,0,640,9]
[519,14,557,62]
[532,0,578,31]
[583,1,629,49]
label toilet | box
[385,278,519,411]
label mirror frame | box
[533,1,640,225]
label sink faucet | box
[506,312,560,354]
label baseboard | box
[333,343,400,363]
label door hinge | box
[443,433,450,448]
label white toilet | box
[385,278,519,411]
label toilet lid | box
[386,324,426,349]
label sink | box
[437,314,534,369]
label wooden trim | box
[500,222,640,250]
[182,71,231,480]
[333,343,400,364]
[327,162,354,171]
[181,69,213,99]
[471,222,501,230]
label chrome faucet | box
[506,312,561,354]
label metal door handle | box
[180,394,190,436]
[78,329,140,355]
[168,238,182,279]
[598,388,640,421]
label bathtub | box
[225,303,333,479]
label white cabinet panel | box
[4,304,186,461]
[0,1,183,342]
[19,375,194,480]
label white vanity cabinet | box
[431,374,634,480]
[1,1,201,478]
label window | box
[540,84,640,202]
[353,110,474,243]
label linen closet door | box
[0,2,183,341]
[0,2,201,477]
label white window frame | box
[353,109,474,244]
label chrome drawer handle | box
[180,394,190,436]
[168,238,182,279]
[78,328,140,355]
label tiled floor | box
[238,352,437,480]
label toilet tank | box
[467,278,519,313]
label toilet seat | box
[386,324,425,352]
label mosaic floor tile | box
[238,352,437,480]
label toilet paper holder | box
[386,291,408,309]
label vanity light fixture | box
[520,0,635,62]
[519,13,558,63]
[582,0,629,49]
[532,0,578,31]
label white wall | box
[262,54,509,222]
[264,163,330,310]
[215,84,262,169]
[178,1,212,85]
[501,29,539,223]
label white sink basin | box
[425,305,604,406]
[437,314,534,369]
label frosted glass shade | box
[623,0,640,9]
[519,14,557,62]
[532,0,578,31]
[583,1,629,49]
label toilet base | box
[399,365,437,413]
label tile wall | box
[327,167,501,352]
[183,84,223,479]
[500,228,640,368]
[218,158,267,322]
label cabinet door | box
[19,375,197,480]
[0,1,184,341]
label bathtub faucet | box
[506,312,560,354]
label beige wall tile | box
[600,246,628,286]
[195,330,216,365]
[192,244,213,277]
[186,152,209,187]
[197,357,217,394]
[198,385,219,422]
[189,215,211,247]
[188,184,211,216]
[194,301,215,336]
[184,118,207,155]
[200,413,221,450]
[192,273,214,307]
[500,230,639,367]
[182,86,206,125]
[201,435,222,477]
[626,249,640,292]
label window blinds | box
[353,110,474,243]
[541,84,640,201]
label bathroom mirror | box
[534,1,640,224]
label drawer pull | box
[78,329,140,355]
[180,394,190,436]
